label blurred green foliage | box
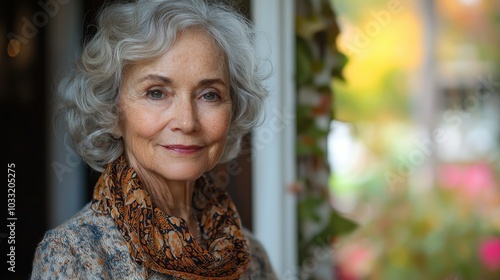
[295,0,356,276]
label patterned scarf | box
[91,156,250,279]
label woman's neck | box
[153,182,196,220]
[125,157,205,245]
[137,169,196,221]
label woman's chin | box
[157,164,208,182]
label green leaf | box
[312,210,357,243]
[295,37,314,87]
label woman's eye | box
[202,92,220,101]
[147,89,164,100]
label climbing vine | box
[295,0,356,277]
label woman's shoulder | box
[43,203,113,233]
[31,203,145,279]
[241,228,278,280]
[35,203,124,252]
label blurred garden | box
[331,0,500,279]
[294,0,500,279]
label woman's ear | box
[111,131,122,140]
[111,121,123,139]
[112,101,123,139]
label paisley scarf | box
[91,155,250,279]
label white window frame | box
[251,0,297,277]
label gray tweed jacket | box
[31,203,277,279]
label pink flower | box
[479,238,500,271]
[336,242,374,278]
[438,162,496,196]
[463,162,495,195]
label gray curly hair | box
[58,0,268,172]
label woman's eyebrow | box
[137,74,172,84]
[137,75,227,88]
[199,78,227,87]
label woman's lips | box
[163,145,204,154]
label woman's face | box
[118,29,231,182]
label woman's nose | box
[170,98,201,133]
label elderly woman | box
[31,0,276,279]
